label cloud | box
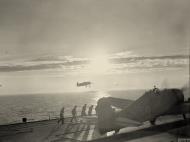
[109,51,137,58]
[109,55,189,74]
[110,55,188,64]
[0,55,89,72]
[0,63,61,72]
[0,55,188,73]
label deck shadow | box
[89,119,190,142]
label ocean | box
[0,89,145,125]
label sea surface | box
[0,89,145,125]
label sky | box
[0,0,189,95]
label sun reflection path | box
[93,91,110,102]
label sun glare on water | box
[94,91,110,101]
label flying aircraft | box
[95,88,190,134]
[77,81,92,88]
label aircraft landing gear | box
[150,118,156,125]
[99,128,107,135]
[114,129,120,134]
[182,114,186,120]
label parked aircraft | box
[77,81,91,88]
[95,88,190,134]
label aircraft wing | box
[163,101,190,116]
[115,117,142,127]
[103,97,134,109]
[115,101,190,127]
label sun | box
[88,54,111,74]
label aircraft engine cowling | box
[96,89,184,134]
[95,97,118,134]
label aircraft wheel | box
[182,114,186,120]
[99,128,107,135]
[150,118,156,125]
[115,129,120,134]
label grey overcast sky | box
[0,0,189,60]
